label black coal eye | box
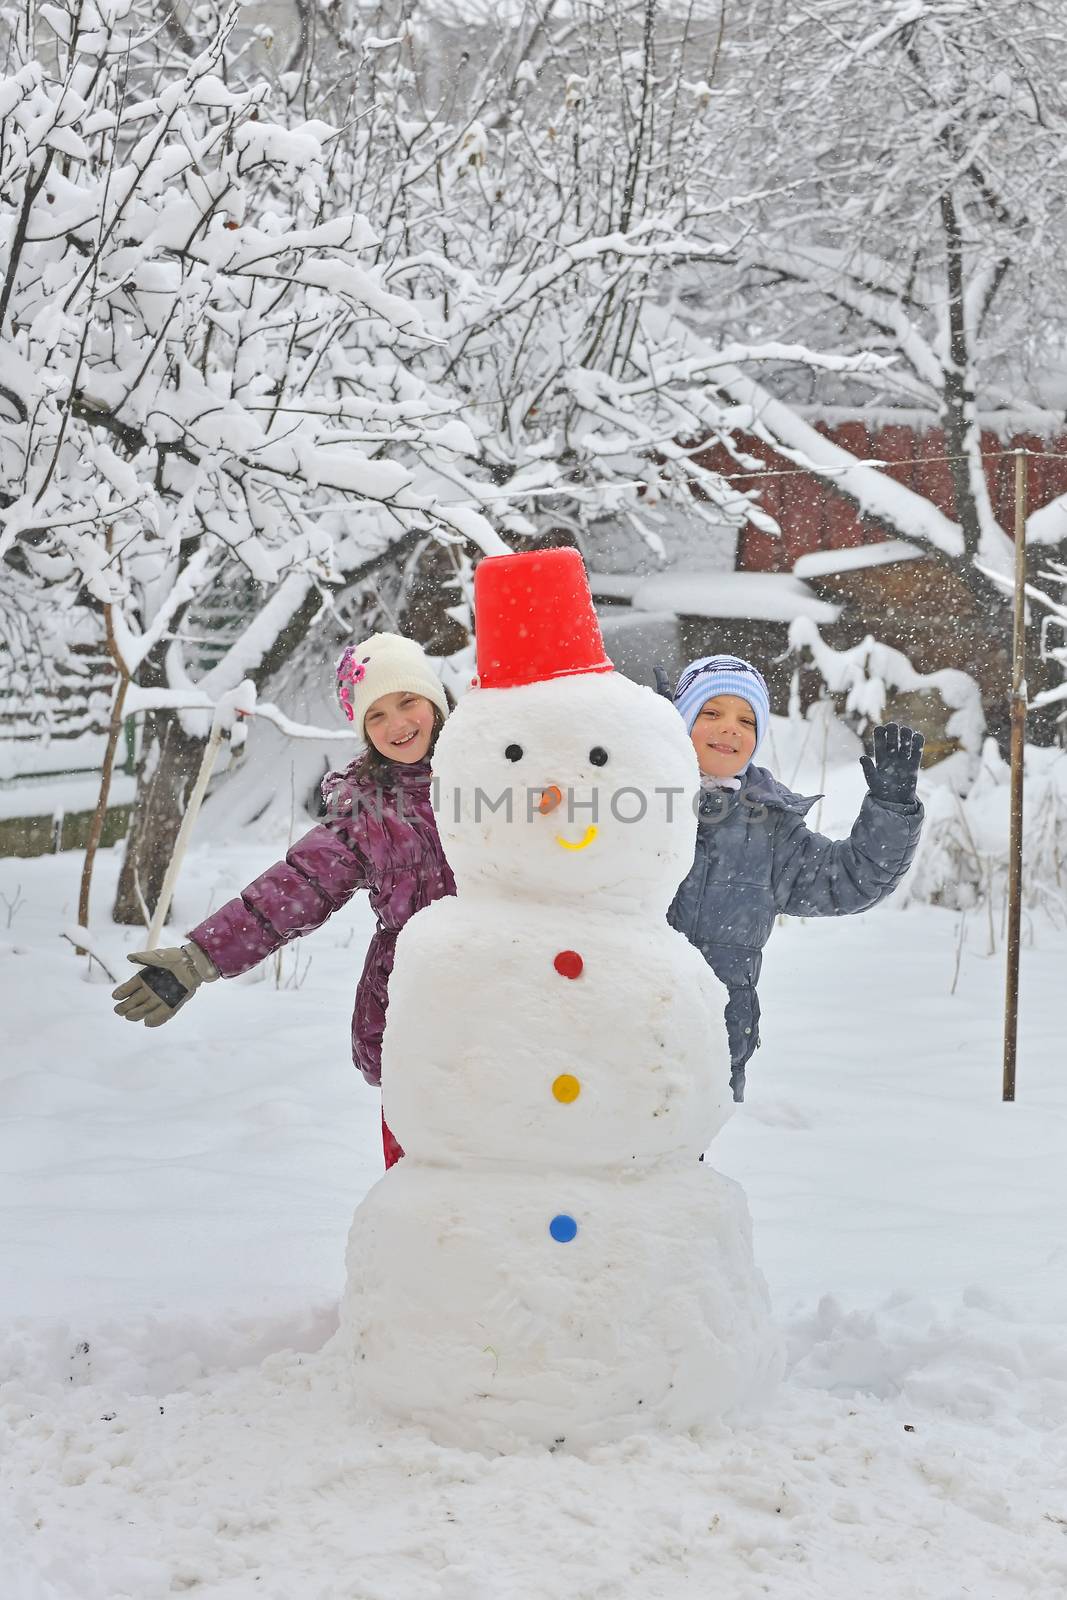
[504,743,524,762]
[589,746,609,766]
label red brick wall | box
[694,425,1067,573]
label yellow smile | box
[555,825,598,852]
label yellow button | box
[552,1074,581,1104]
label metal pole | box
[1002,449,1028,1102]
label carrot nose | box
[538,784,563,815]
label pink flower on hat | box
[336,647,368,721]
[337,647,368,685]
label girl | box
[111,633,456,1169]
[659,654,924,1102]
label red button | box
[553,950,583,979]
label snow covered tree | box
[0,0,504,921]
[2,0,904,928]
[304,0,877,566]
[683,0,1067,739]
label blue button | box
[549,1213,578,1243]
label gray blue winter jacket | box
[668,765,923,1101]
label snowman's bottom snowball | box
[338,1162,782,1451]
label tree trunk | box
[938,184,1015,751]
[112,710,208,926]
[397,536,472,655]
[77,630,130,938]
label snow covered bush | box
[905,742,1067,927]
[1029,558,1067,735]
[783,619,1067,921]
[787,618,986,761]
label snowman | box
[339,548,781,1450]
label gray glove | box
[111,941,220,1028]
[653,665,675,701]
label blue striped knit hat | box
[673,655,770,755]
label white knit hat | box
[335,633,449,732]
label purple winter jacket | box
[187,757,455,1086]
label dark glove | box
[860,722,925,806]
[112,941,219,1027]
[653,665,675,701]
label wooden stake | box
[144,717,229,952]
[1002,449,1028,1102]
[76,595,130,950]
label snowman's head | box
[432,672,699,910]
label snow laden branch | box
[0,0,505,718]
[978,559,1067,712]
[690,356,970,560]
[121,681,356,741]
[313,5,879,563]
[1029,562,1067,711]
[559,319,894,538]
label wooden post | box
[1002,449,1028,1102]
[76,597,130,948]
[144,715,229,951]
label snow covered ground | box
[2,777,1066,1597]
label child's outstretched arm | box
[188,816,372,979]
[112,813,372,1027]
[771,723,924,918]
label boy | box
[660,655,924,1100]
